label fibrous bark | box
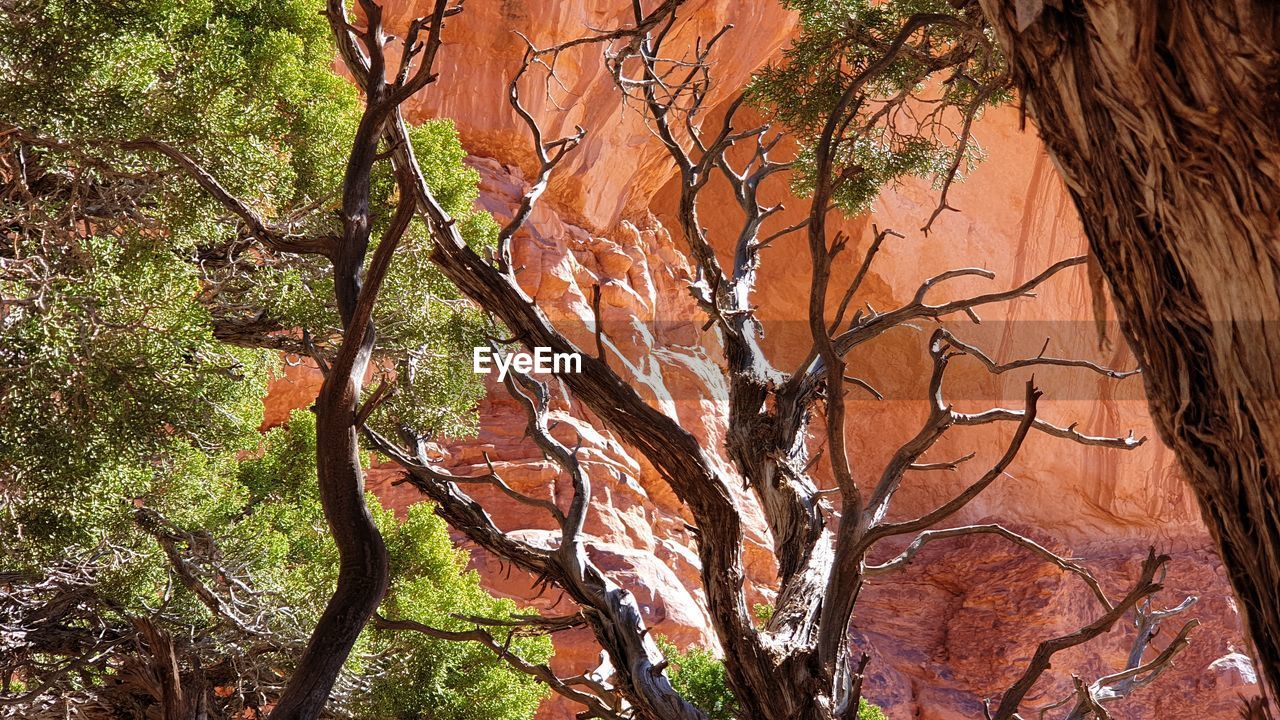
[350,5,1190,719]
[100,2,1209,717]
[977,0,1280,702]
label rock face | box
[263,2,1258,717]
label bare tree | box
[108,1,1205,718]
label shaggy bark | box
[977,0,1280,701]
[97,2,1207,717]
[353,6,1187,719]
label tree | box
[1,1,546,716]
[276,1,1196,718]
[969,0,1280,706]
[1,412,550,719]
[1,1,1209,719]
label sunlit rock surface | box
[263,2,1256,716]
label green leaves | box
[1,0,354,211]
[239,413,550,720]
[361,501,551,720]
[748,0,1007,214]
[0,0,495,502]
[1,1,535,716]
[657,637,740,720]
[0,231,273,562]
[357,120,498,440]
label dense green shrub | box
[0,1,539,716]
[748,0,1008,213]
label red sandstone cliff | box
[264,2,1259,717]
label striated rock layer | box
[264,2,1258,717]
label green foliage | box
[0,0,344,533]
[0,0,495,451]
[0,0,357,234]
[752,602,775,627]
[2,407,548,718]
[748,0,1008,213]
[856,698,890,720]
[360,499,551,719]
[241,414,552,720]
[657,637,888,720]
[0,235,273,571]
[0,1,533,716]
[241,117,499,440]
[656,637,739,720]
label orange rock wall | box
[262,2,1259,717]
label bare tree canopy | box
[3,0,1245,718]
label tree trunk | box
[267,75,393,718]
[977,0,1280,701]
[267,372,389,720]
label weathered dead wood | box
[989,550,1173,719]
[92,1,1210,717]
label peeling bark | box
[112,2,1208,717]
[267,3,452,715]
[977,0,1280,701]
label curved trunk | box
[977,0,1280,701]
[267,370,389,720]
[268,48,394,717]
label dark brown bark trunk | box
[267,54,393,719]
[978,0,1280,701]
[267,373,388,720]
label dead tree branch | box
[93,1,1198,717]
